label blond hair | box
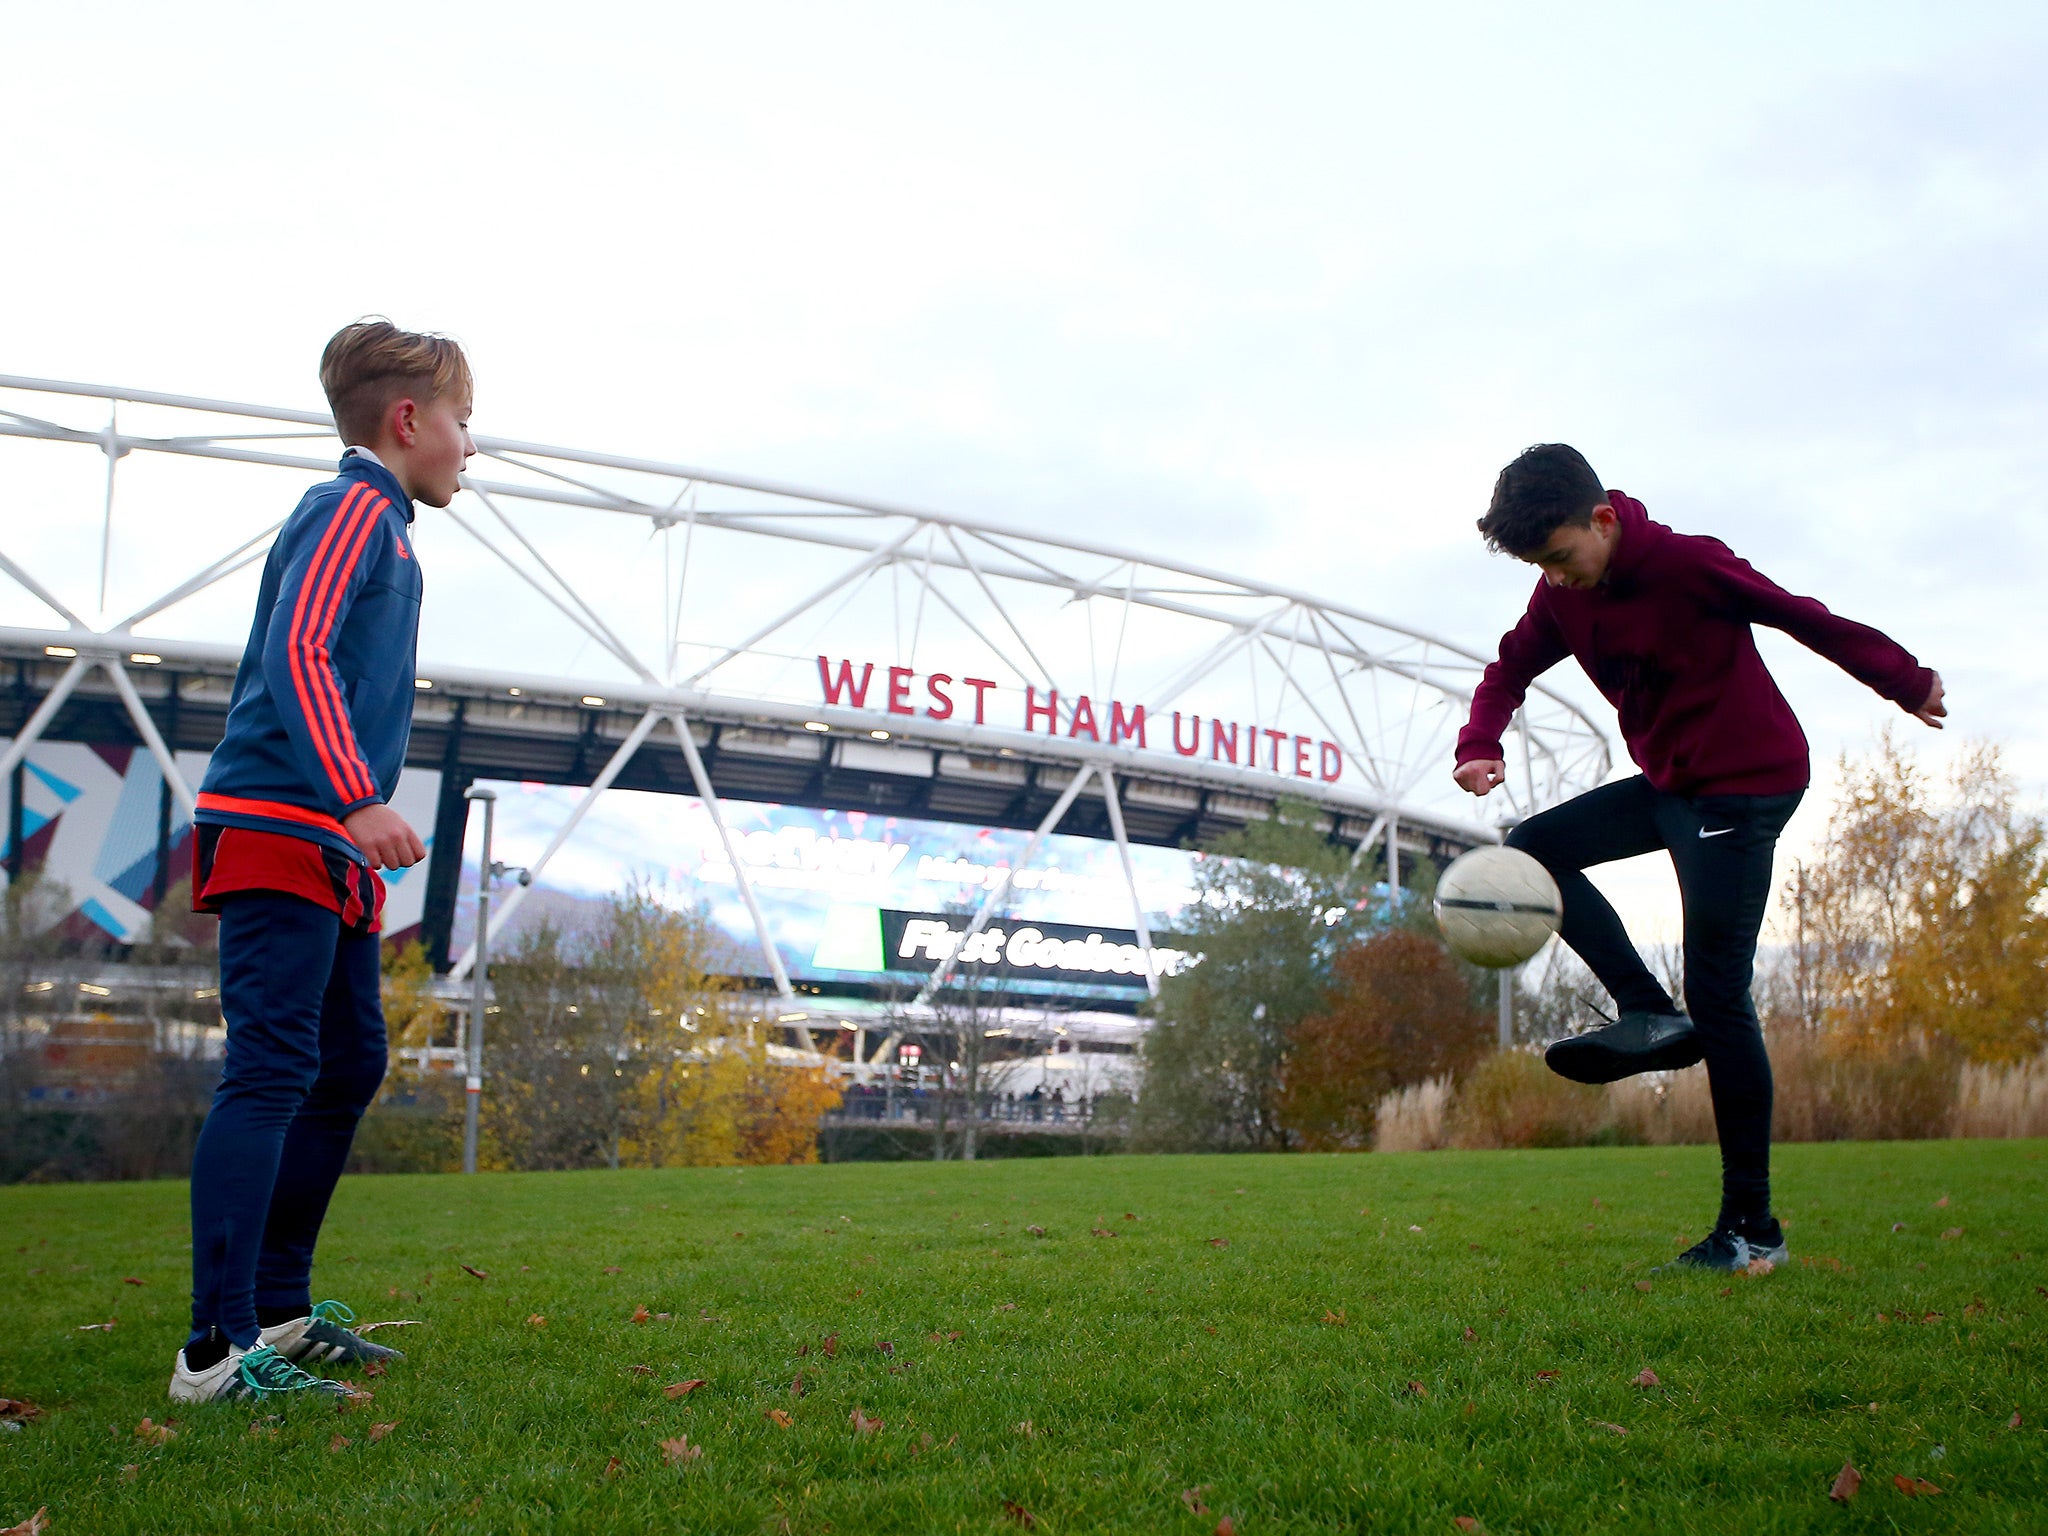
[319,318,473,447]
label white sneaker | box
[169,1342,250,1403]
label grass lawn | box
[1,1141,2043,1535]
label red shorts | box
[192,824,385,935]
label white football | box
[1433,845,1563,968]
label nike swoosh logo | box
[1698,827,1734,838]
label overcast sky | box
[6,2,2043,945]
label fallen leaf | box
[329,1432,350,1452]
[1358,1206,1371,1216]
[1633,1369,1661,1387]
[1534,1370,1561,1384]
[1942,1228,1964,1241]
[354,1319,423,1335]
[1892,1474,1941,1497]
[123,1276,145,1286]
[822,1333,840,1357]
[121,1463,140,1479]
[732,1232,745,1239]
[1322,1309,1348,1327]
[1743,1258,1775,1277]
[1455,1520,1484,1533]
[850,1407,883,1435]
[1215,1518,1236,1536]
[766,1408,794,1428]
[1409,1224,1424,1233]
[1181,1487,1211,1514]
[459,1264,488,1280]
[1090,1226,1117,1238]
[628,1363,653,1376]
[1002,1500,1036,1528]
[1892,1222,1906,1232]
[134,1417,176,1445]
[0,1400,44,1422]
[660,1434,702,1465]
[1207,1238,1230,1249]
[1014,1419,1035,1437]
[361,1358,388,1379]
[1935,1196,1949,1208]
[76,1319,117,1331]
[789,1374,806,1398]
[876,1340,894,1355]
[526,1314,546,1328]
[1829,1462,1861,1502]
[1461,1326,1477,1342]
[630,1306,651,1325]
[1591,1421,1628,1436]
[2,1508,49,1535]
[603,1265,622,1274]
[1124,1212,1139,1222]
[1026,1225,1047,1237]
[664,1379,707,1400]
[996,1302,1018,1312]
[1634,1280,1653,1293]
[368,1421,398,1442]
[2009,1410,2022,1430]
[603,1455,624,1478]
[1407,1381,1428,1397]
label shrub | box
[1448,1050,1606,1149]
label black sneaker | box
[260,1299,404,1367]
[1544,1011,1701,1084]
[1660,1220,1789,1273]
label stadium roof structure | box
[0,376,1611,1041]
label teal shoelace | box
[309,1299,358,1328]
[236,1344,346,1398]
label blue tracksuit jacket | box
[195,454,421,862]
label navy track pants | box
[189,892,386,1348]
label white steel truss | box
[0,377,1612,997]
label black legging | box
[1506,776,1803,1228]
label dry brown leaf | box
[1743,1258,1775,1277]
[1892,1474,1942,1497]
[2009,1410,2022,1430]
[1591,1421,1628,1436]
[249,1419,279,1438]
[1014,1418,1035,1437]
[0,1400,43,1422]
[766,1408,794,1428]
[1002,1501,1036,1528]
[1891,1221,1906,1232]
[1534,1370,1561,1384]
[789,1374,806,1398]
[1461,1327,1477,1342]
[1025,1225,1047,1237]
[603,1265,622,1274]
[123,1276,145,1286]
[850,1407,883,1435]
[526,1314,546,1328]
[664,1379,707,1400]
[1941,1228,1964,1241]
[996,1302,1018,1312]
[876,1339,894,1354]
[1215,1518,1236,1536]
[134,1417,176,1445]
[1634,1280,1653,1293]
[821,1332,840,1357]
[1124,1212,1139,1222]
[1407,1381,1428,1398]
[459,1264,488,1280]
[76,1319,117,1331]
[1208,1237,1230,1249]
[660,1434,702,1465]
[1935,1196,1949,1208]
[363,1359,388,1379]
[628,1363,653,1376]
[120,1463,140,1479]
[329,1432,350,1453]
[1180,1486,1211,1515]
[603,1455,624,1478]
[354,1319,423,1336]
[1454,1520,1484,1533]
[368,1421,398,1443]
[1829,1462,1861,1502]
[1632,1369,1660,1388]
[630,1306,651,1325]
[1322,1309,1348,1327]
[1091,1226,1117,1238]
[1,1508,49,1536]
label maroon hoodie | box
[1455,493,1933,797]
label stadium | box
[0,375,1612,1104]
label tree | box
[1133,799,1374,1151]
[1278,928,1490,1149]
[1785,732,2047,1063]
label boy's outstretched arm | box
[1453,595,1570,796]
[1701,545,1944,727]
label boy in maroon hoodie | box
[1453,443,1944,1271]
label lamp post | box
[461,787,495,1175]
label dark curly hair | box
[1476,444,1607,556]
